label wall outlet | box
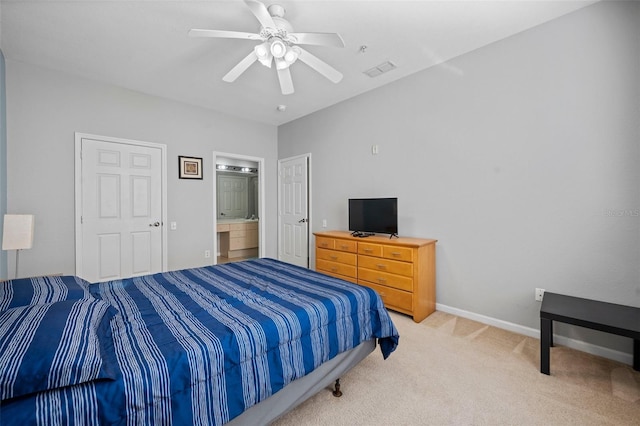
[535,288,545,302]
[322,219,327,228]
[204,250,211,258]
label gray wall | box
[5,60,278,277]
[0,49,6,279]
[279,2,640,352]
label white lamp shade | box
[2,214,35,250]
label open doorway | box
[212,152,265,265]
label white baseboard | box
[435,303,634,367]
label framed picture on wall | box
[178,156,203,180]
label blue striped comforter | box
[1,258,398,425]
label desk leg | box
[540,318,551,375]
[634,339,639,372]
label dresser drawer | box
[230,223,245,231]
[359,281,413,313]
[358,255,413,277]
[334,239,357,253]
[230,223,247,238]
[316,236,334,250]
[316,248,357,266]
[383,245,413,262]
[317,259,357,279]
[245,232,259,248]
[358,268,413,292]
[230,236,258,250]
[230,230,246,239]
[316,237,357,253]
[358,242,383,257]
[229,237,244,250]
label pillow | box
[0,298,119,401]
[0,275,91,311]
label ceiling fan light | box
[270,39,286,58]
[283,46,299,65]
[254,42,270,59]
[255,42,273,68]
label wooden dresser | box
[314,231,437,322]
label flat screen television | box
[348,197,398,237]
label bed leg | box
[332,378,343,397]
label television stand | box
[315,231,438,322]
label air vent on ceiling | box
[363,61,397,78]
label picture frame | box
[178,156,203,180]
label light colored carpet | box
[272,311,640,425]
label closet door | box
[77,135,166,282]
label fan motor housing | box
[267,4,286,18]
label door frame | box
[212,151,266,264]
[74,132,168,278]
[277,153,312,267]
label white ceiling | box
[1,0,597,126]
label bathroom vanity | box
[217,219,259,259]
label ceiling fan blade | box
[297,48,343,83]
[188,29,263,41]
[223,51,258,82]
[245,0,276,29]
[288,32,345,48]
[277,67,295,95]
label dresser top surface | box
[314,230,437,247]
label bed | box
[0,257,399,425]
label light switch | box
[372,145,379,155]
[170,222,177,230]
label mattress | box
[0,258,398,425]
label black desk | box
[540,292,640,375]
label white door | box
[278,155,309,267]
[217,174,248,219]
[76,135,165,282]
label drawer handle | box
[340,245,349,250]
[391,252,402,257]
[331,267,338,272]
[321,243,329,247]
[364,248,373,253]
[377,277,387,284]
[330,255,338,260]
[376,264,387,270]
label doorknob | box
[298,218,308,223]
[149,221,160,227]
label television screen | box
[348,198,398,235]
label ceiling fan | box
[189,0,345,95]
